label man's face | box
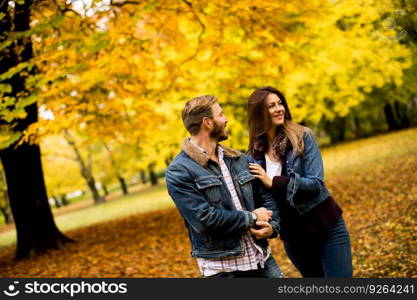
[209,103,228,142]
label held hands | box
[252,207,273,222]
[250,208,274,240]
[250,221,274,240]
[249,163,272,188]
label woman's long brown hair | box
[247,86,307,157]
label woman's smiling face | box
[265,93,285,127]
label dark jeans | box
[207,255,284,278]
[283,216,353,278]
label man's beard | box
[210,121,228,142]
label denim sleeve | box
[287,132,326,209]
[166,163,253,235]
[246,155,256,164]
[255,180,281,238]
[247,155,281,238]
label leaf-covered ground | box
[0,132,416,277]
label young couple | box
[166,86,352,278]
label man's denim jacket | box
[166,138,280,259]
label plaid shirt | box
[193,143,270,277]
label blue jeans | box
[207,255,284,278]
[283,216,352,278]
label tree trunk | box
[118,176,128,195]
[0,190,13,224]
[63,130,105,204]
[0,0,72,259]
[335,117,346,142]
[323,117,346,144]
[60,194,69,206]
[353,115,362,138]
[102,143,128,194]
[384,103,401,131]
[164,154,174,167]
[148,163,158,186]
[0,207,13,224]
[86,176,105,204]
[139,170,147,184]
[394,101,410,129]
[52,195,61,208]
[102,184,109,196]
[1,143,73,258]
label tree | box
[0,168,13,224]
[380,0,417,130]
[1,0,414,259]
[22,0,323,155]
[63,129,105,204]
[41,135,86,206]
[0,0,72,259]
[103,142,129,195]
[324,0,417,138]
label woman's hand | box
[249,163,272,188]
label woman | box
[247,86,352,277]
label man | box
[166,95,283,278]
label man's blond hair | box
[182,95,218,135]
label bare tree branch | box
[109,0,141,8]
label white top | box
[265,153,282,180]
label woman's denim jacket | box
[249,130,330,215]
[166,138,280,259]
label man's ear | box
[202,117,212,129]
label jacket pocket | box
[236,170,255,203]
[195,175,223,206]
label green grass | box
[0,181,174,248]
[0,128,416,248]
[322,128,417,176]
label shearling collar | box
[182,137,241,167]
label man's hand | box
[252,207,273,222]
[249,221,274,240]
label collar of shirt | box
[189,139,209,154]
[189,139,223,160]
